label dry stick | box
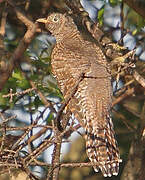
[112,87,135,106]
[2,87,36,98]
[21,157,40,180]
[12,126,33,150]
[48,75,84,180]
[26,123,80,167]
[30,160,122,169]
[2,77,55,158]
[112,87,136,132]
[0,114,30,174]
[20,71,58,164]
[0,163,22,168]
[0,124,53,132]
[0,5,7,36]
[7,0,34,27]
[13,126,52,159]
[114,79,134,97]
[27,126,48,152]
[124,0,145,19]
[20,70,58,158]
[48,131,61,180]
[0,114,16,124]
[113,109,136,132]
[0,112,7,151]
[133,70,145,89]
[29,107,52,154]
[24,137,54,163]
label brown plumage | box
[38,13,122,177]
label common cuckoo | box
[38,12,122,177]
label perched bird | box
[37,12,122,177]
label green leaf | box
[17,79,30,89]
[132,29,137,35]
[46,112,54,124]
[98,7,105,26]
[12,70,23,80]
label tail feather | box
[85,115,122,177]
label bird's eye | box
[53,15,59,22]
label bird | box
[37,12,122,177]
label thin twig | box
[0,3,7,36]
[2,88,36,98]
[30,160,122,168]
[113,88,134,106]
[133,70,145,89]
[7,0,33,27]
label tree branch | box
[124,0,145,19]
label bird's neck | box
[55,27,82,44]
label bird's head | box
[37,13,68,36]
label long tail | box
[85,115,122,177]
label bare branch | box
[133,70,145,89]
[113,88,135,106]
[124,0,145,19]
